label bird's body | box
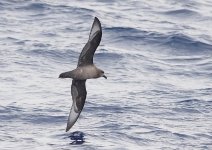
[59,17,107,132]
[60,65,103,80]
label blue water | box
[0,0,212,149]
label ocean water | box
[0,0,212,149]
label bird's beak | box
[102,74,107,79]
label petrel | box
[59,17,107,132]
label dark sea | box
[0,0,212,149]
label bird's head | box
[99,69,107,79]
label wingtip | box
[94,17,101,27]
[89,17,102,42]
[66,122,72,132]
[65,103,82,132]
[94,17,100,22]
[66,126,70,132]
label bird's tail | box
[59,71,73,78]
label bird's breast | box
[74,66,98,80]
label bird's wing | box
[66,79,87,132]
[77,17,102,67]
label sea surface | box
[0,0,212,149]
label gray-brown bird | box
[59,17,107,132]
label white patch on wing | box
[89,20,100,41]
[66,104,80,131]
[66,85,81,131]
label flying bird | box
[59,17,107,132]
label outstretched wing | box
[66,79,87,132]
[77,17,102,67]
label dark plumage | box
[59,17,107,132]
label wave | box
[164,9,200,18]
[104,27,148,42]
[0,105,66,124]
[95,49,123,61]
[177,99,201,103]
[23,49,78,63]
[105,27,145,33]
[173,132,196,139]
[23,114,66,124]
[0,105,24,120]
[13,1,94,14]
[177,98,212,104]
[161,33,212,51]
[22,2,49,11]
[12,1,51,12]
[105,26,212,53]
[174,98,212,114]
